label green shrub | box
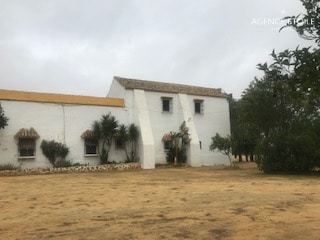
[256,126,320,173]
[40,140,69,167]
[92,113,118,164]
[166,147,187,164]
[164,121,190,165]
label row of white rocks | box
[0,162,141,176]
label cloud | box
[0,0,312,99]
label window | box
[19,138,36,157]
[81,130,98,155]
[164,141,172,151]
[194,99,204,114]
[162,97,172,113]
[84,139,97,155]
[162,133,172,151]
[15,128,39,159]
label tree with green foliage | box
[282,0,320,44]
[40,140,70,167]
[116,123,139,162]
[239,0,320,172]
[127,123,139,162]
[92,113,118,164]
[228,95,256,162]
[210,133,233,166]
[165,121,190,165]
[0,103,9,129]
[228,96,242,160]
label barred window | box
[84,139,98,155]
[81,130,98,155]
[19,138,36,157]
[15,128,39,159]
[162,97,172,113]
[194,99,204,114]
[164,141,172,151]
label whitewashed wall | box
[117,88,231,166]
[143,91,184,164]
[0,100,127,169]
[188,96,231,165]
[0,81,231,169]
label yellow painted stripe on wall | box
[0,89,125,107]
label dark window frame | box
[164,141,172,151]
[162,97,173,113]
[194,99,204,115]
[18,138,36,158]
[84,138,98,155]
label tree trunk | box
[228,154,233,167]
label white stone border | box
[0,162,141,176]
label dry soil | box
[1,162,320,240]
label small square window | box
[162,97,172,112]
[18,138,36,157]
[84,139,97,155]
[194,100,204,114]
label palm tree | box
[92,113,118,164]
[115,123,139,162]
[127,124,139,162]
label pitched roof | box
[0,89,125,107]
[114,76,227,98]
[81,129,95,139]
[15,128,40,139]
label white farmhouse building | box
[0,76,231,169]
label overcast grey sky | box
[0,0,313,99]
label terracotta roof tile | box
[162,133,172,142]
[81,129,95,139]
[114,76,227,98]
[15,128,40,139]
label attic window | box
[194,99,204,115]
[81,130,98,156]
[162,97,172,113]
[15,128,39,159]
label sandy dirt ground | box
[0,162,320,240]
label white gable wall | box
[107,79,126,99]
